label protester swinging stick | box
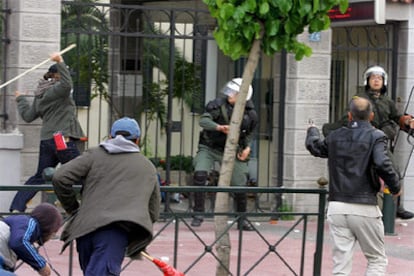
[0,43,76,90]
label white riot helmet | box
[222,78,253,101]
[363,65,388,86]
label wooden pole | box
[0,44,76,90]
[140,251,154,261]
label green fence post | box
[382,188,396,236]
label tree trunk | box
[214,28,263,276]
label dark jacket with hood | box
[16,62,84,140]
[306,121,400,205]
[52,135,161,258]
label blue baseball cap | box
[111,117,141,139]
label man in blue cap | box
[52,117,161,276]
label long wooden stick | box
[140,251,154,261]
[0,43,77,90]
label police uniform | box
[322,65,414,219]
[192,95,258,229]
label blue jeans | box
[9,138,80,212]
[76,225,128,276]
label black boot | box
[396,196,414,220]
[234,193,254,231]
[191,171,208,227]
[270,193,282,221]
[397,206,414,219]
[191,216,204,227]
[237,220,254,231]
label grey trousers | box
[327,214,387,276]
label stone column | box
[0,0,61,210]
[281,29,332,213]
[0,133,23,212]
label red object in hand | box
[54,132,67,150]
[152,258,185,276]
[141,251,185,276]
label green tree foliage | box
[61,1,202,152]
[203,1,348,275]
[169,59,203,113]
[204,0,348,60]
[142,25,204,113]
[61,0,109,108]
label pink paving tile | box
[12,218,414,276]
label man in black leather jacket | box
[306,96,400,275]
[322,65,414,219]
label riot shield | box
[392,86,414,178]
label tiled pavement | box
[13,213,414,276]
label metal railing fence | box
[0,185,327,276]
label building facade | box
[1,0,414,213]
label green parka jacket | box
[52,136,161,258]
[16,62,84,140]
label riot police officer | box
[323,65,414,219]
[191,78,258,230]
